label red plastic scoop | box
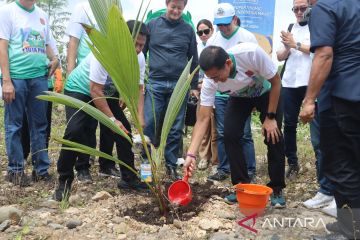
[168,174,192,206]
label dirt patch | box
[122,181,230,225]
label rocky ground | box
[0,104,336,240]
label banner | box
[219,0,276,54]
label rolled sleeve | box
[200,77,217,107]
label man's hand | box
[190,89,200,100]
[183,155,196,177]
[119,99,126,110]
[280,31,296,49]
[2,80,15,103]
[114,119,129,135]
[48,58,59,78]
[300,99,316,123]
[262,118,281,144]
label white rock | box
[199,219,222,231]
[118,234,127,240]
[0,206,22,224]
[92,191,113,201]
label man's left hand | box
[262,118,281,144]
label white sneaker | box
[303,192,334,209]
[322,199,337,218]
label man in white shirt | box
[276,0,311,180]
[184,44,286,208]
[0,0,58,186]
[89,20,147,191]
[205,3,257,189]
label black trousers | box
[98,95,136,180]
[320,98,360,239]
[224,93,285,193]
[57,90,98,182]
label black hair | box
[235,16,241,26]
[166,0,188,6]
[126,20,149,36]
[199,46,229,71]
[197,19,213,31]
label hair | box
[126,20,149,36]
[199,46,229,71]
[166,0,188,6]
[196,19,213,31]
[235,16,241,26]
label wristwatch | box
[266,112,277,120]
[295,42,301,50]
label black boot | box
[166,167,181,181]
[53,179,72,201]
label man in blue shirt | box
[300,0,360,239]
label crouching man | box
[184,44,286,207]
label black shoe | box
[312,232,348,240]
[32,171,53,182]
[5,172,31,187]
[117,178,148,191]
[207,171,229,181]
[166,167,181,181]
[53,180,72,202]
[286,164,299,180]
[77,169,92,183]
[99,167,122,178]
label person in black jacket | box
[142,0,199,180]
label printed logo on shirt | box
[231,71,265,98]
[21,28,46,54]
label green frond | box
[37,91,131,142]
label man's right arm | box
[0,39,15,103]
[66,36,79,76]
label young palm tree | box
[38,0,199,214]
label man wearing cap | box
[205,3,257,203]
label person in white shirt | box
[0,0,58,186]
[276,0,312,180]
[205,3,257,189]
[89,20,147,191]
[184,44,286,208]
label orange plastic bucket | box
[168,175,192,206]
[235,183,273,216]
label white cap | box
[213,3,235,25]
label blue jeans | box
[214,96,256,175]
[144,79,187,168]
[310,104,334,196]
[282,86,307,166]
[4,77,50,175]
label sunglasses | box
[292,6,308,13]
[197,28,211,36]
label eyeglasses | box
[216,23,231,27]
[292,6,308,13]
[197,28,211,36]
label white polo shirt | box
[280,23,311,88]
[200,43,277,107]
[90,52,146,86]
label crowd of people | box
[0,0,359,239]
